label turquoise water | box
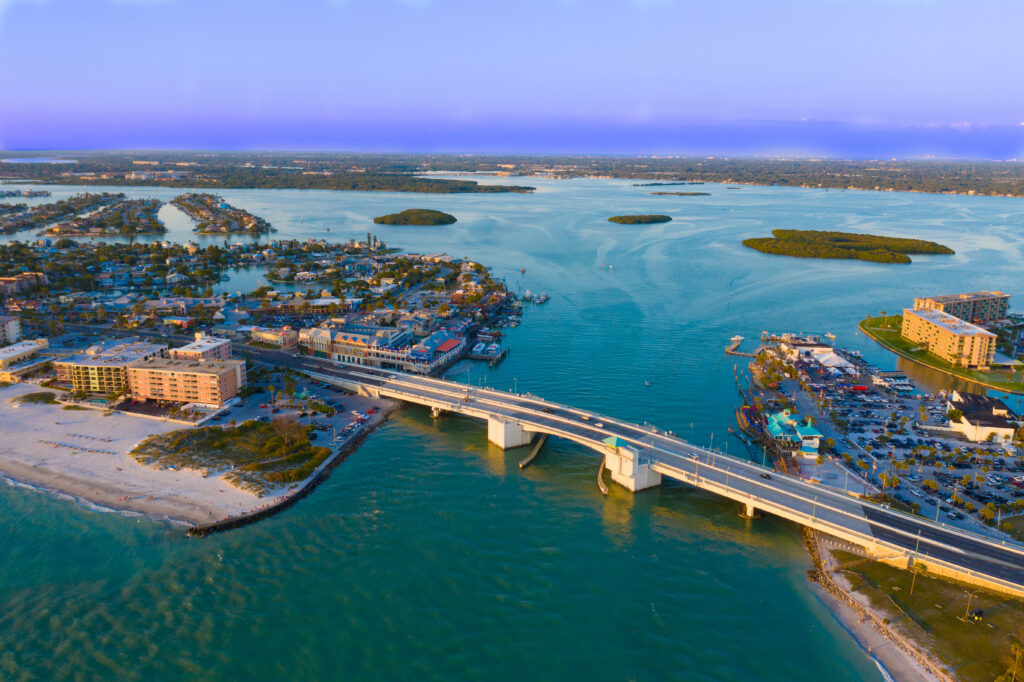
[3,178,1024,679]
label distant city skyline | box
[2,0,1023,158]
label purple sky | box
[2,0,1023,157]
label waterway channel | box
[1,177,1023,678]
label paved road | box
[44,330,1024,593]
[284,355,1024,593]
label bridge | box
[261,351,1024,599]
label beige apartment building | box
[0,315,21,344]
[913,291,1010,325]
[251,326,298,349]
[169,332,233,361]
[901,308,996,369]
[127,357,246,407]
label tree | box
[947,408,963,422]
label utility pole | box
[961,590,979,621]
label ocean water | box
[2,177,1023,679]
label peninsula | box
[608,214,672,224]
[0,192,123,235]
[742,229,954,264]
[373,208,457,225]
[171,193,274,235]
[45,198,165,237]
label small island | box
[649,191,711,196]
[373,208,457,225]
[608,214,672,224]
[742,229,954,264]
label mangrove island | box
[742,229,955,264]
[608,214,672,224]
[373,208,457,226]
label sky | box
[1,0,1023,157]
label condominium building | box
[0,315,21,344]
[913,291,1010,325]
[298,325,412,364]
[55,339,167,394]
[169,332,233,361]
[900,308,996,369]
[127,357,247,407]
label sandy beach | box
[0,383,267,524]
[807,532,951,682]
[0,382,401,527]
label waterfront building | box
[913,291,1010,325]
[765,410,822,454]
[127,357,246,407]
[946,391,1020,443]
[169,332,233,361]
[54,339,167,394]
[297,323,462,374]
[900,308,996,369]
[0,314,21,344]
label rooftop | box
[919,291,1008,304]
[0,338,47,361]
[129,357,245,375]
[59,339,166,367]
[173,334,231,354]
[903,308,996,337]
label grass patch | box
[1002,515,1024,542]
[832,550,1024,681]
[130,418,332,496]
[61,404,86,410]
[861,315,1024,394]
[13,391,58,405]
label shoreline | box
[858,317,1023,395]
[0,382,398,531]
[802,529,951,682]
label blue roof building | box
[765,409,823,454]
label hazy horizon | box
[2,0,1023,159]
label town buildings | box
[0,338,50,381]
[251,326,298,349]
[946,390,1020,443]
[764,409,823,454]
[0,272,48,296]
[127,357,246,407]
[901,308,996,369]
[0,314,21,344]
[913,291,1010,325]
[169,333,232,361]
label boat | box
[524,289,532,299]
[644,379,650,386]
[537,293,549,304]
[825,332,836,340]
[520,267,525,274]
[472,342,485,354]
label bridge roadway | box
[258,351,1024,597]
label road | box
[283,354,1024,595]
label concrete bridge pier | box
[604,445,661,492]
[739,501,761,519]
[430,406,444,418]
[487,417,535,449]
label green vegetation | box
[608,214,672,224]
[832,550,1024,681]
[860,315,1024,394]
[61,404,86,410]
[45,198,165,237]
[131,418,332,496]
[171,193,273,234]
[373,209,457,225]
[0,192,123,235]
[13,391,58,405]
[648,191,711,196]
[743,229,954,263]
